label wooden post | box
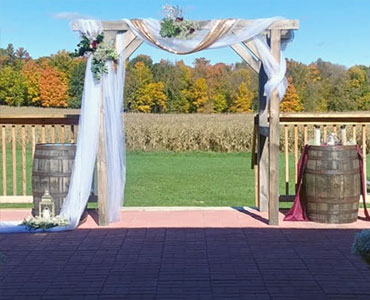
[12,125,17,195]
[284,125,289,195]
[268,29,281,225]
[21,126,26,195]
[294,125,299,189]
[31,125,36,157]
[362,125,367,203]
[257,62,269,212]
[2,125,6,196]
[97,85,109,226]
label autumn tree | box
[132,82,167,113]
[0,66,27,106]
[280,78,303,112]
[189,78,209,112]
[39,65,68,107]
[50,50,76,80]
[22,60,42,105]
[229,82,253,112]
[208,63,229,112]
[68,58,86,108]
[125,61,153,110]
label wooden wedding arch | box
[73,19,299,226]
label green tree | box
[68,59,86,108]
[0,66,27,106]
[49,50,75,80]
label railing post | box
[2,125,6,196]
[362,125,367,203]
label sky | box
[0,0,369,68]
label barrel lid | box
[35,143,76,149]
[308,144,357,151]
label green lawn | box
[0,150,368,208]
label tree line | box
[0,43,369,112]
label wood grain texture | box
[268,29,281,225]
[21,126,26,195]
[97,87,109,226]
[32,144,76,216]
[303,145,360,223]
[362,125,367,203]
[11,126,16,195]
[97,19,299,32]
[231,43,260,73]
[2,125,6,196]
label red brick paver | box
[0,208,369,299]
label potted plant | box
[352,229,370,264]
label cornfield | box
[1,106,370,153]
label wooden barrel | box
[32,144,76,217]
[303,145,360,224]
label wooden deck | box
[1,208,370,299]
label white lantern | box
[39,189,55,219]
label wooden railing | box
[0,115,79,202]
[252,112,370,204]
[2,113,370,204]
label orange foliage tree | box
[39,65,68,107]
[280,78,303,112]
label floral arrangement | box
[21,215,69,231]
[159,4,200,39]
[352,229,370,264]
[91,41,120,80]
[72,33,104,57]
[72,33,119,80]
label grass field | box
[0,150,300,207]
[1,106,369,209]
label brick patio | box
[1,208,370,299]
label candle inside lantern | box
[42,207,50,219]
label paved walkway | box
[1,208,370,299]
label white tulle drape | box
[0,17,292,233]
[124,17,291,101]
[0,20,125,232]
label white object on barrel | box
[314,126,321,145]
[341,125,347,145]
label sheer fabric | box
[0,20,126,232]
[124,17,291,101]
[1,17,292,233]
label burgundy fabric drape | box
[284,145,370,221]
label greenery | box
[1,149,370,208]
[90,41,119,80]
[71,33,104,58]
[159,4,199,39]
[21,215,69,231]
[352,230,370,264]
[160,18,200,39]
[0,150,325,207]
